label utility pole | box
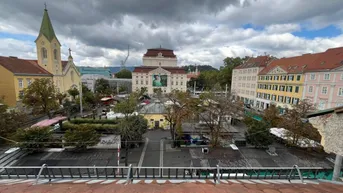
[225,84,228,98]
[193,80,196,95]
[79,82,83,117]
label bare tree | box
[164,90,193,147]
[194,91,243,147]
[278,100,321,145]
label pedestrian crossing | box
[0,178,319,185]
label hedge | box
[63,122,119,134]
[70,118,119,125]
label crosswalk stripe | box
[6,179,34,185]
[196,180,206,183]
[86,180,103,184]
[262,180,284,184]
[54,179,74,183]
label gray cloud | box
[1,0,343,68]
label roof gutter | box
[13,73,53,76]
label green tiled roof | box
[36,9,58,42]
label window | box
[309,86,313,93]
[287,86,293,92]
[246,83,250,88]
[176,81,178,85]
[41,47,47,59]
[295,86,299,93]
[318,100,326,110]
[146,80,148,85]
[288,75,294,81]
[266,76,269,80]
[324,73,330,80]
[18,78,23,89]
[272,95,276,101]
[270,76,273,80]
[268,85,271,90]
[286,97,291,104]
[181,81,183,85]
[53,49,58,60]
[275,85,278,90]
[246,90,249,94]
[267,94,270,100]
[274,76,278,80]
[293,98,299,105]
[278,96,284,102]
[70,71,74,83]
[296,75,301,81]
[341,73,343,80]
[322,86,328,94]
[310,74,315,80]
[136,80,138,84]
[27,78,32,86]
[171,81,173,85]
[250,91,254,96]
[242,83,245,87]
[338,88,343,96]
[141,80,143,84]
[280,85,285,91]
[160,119,163,122]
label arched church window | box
[71,70,74,83]
[53,49,58,60]
[41,47,47,59]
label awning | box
[31,116,67,128]
[101,97,113,101]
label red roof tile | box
[0,56,52,76]
[133,66,186,74]
[144,48,176,58]
[1,181,343,192]
[259,47,343,75]
[235,56,273,69]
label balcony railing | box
[1,164,338,185]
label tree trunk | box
[125,140,129,166]
[47,111,52,119]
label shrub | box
[15,127,53,151]
[64,125,100,149]
[63,122,119,134]
[70,118,119,125]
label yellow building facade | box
[139,102,169,129]
[255,54,319,110]
[256,72,304,109]
[0,8,80,107]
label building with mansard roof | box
[132,47,187,94]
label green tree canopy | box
[67,87,79,100]
[94,78,112,96]
[22,78,59,118]
[245,117,273,148]
[0,99,27,140]
[64,125,100,149]
[15,127,52,151]
[115,69,132,79]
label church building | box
[0,7,80,107]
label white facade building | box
[231,56,272,106]
[81,74,108,92]
[132,48,187,94]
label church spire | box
[68,48,73,62]
[35,5,58,43]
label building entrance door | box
[154,121,160,129]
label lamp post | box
[79,82,83,117]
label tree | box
[194,91,243,147]
[263,104,282,128]
[118,115,148,166]
[115,69,132,79]
[64,125,100,149]
[15,127,52,151]
[67,87,79,100]
[278,100,321,146]
[22,78,59,118]
[164,90,193,146]
[0,101,27,141]
[56,93,67,105]
[114,93,138,117]
[94,78,112,96]
[244,116,273,148]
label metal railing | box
[0,165,338,183]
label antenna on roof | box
[121,45,130,70]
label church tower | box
[35,6,62,76]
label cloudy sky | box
[1,0,343,68]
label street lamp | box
[79,82,83,117]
